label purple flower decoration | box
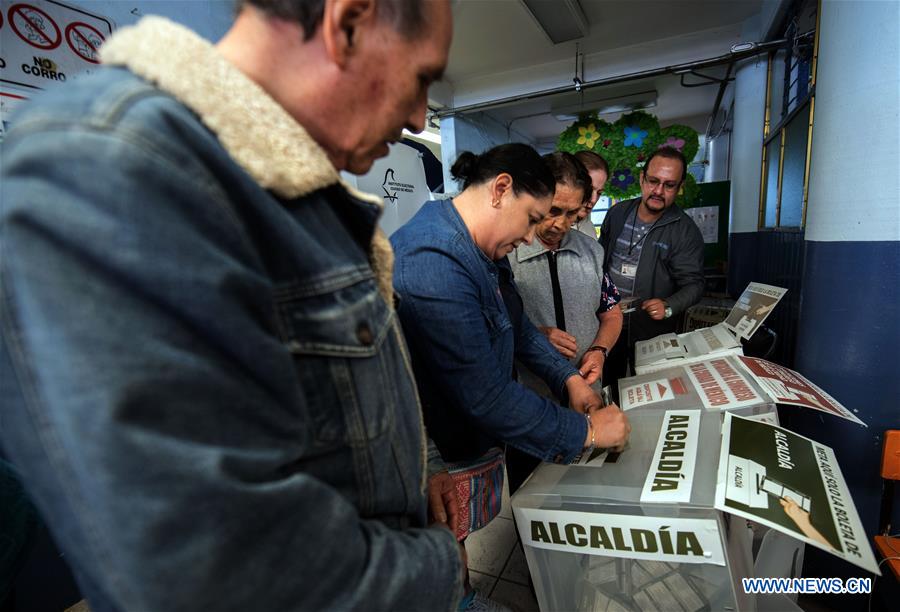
[623,126,648,147]
[610,168,635,190]
[661,137,686,151]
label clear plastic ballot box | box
[511,403,781,612]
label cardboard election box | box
[511,403,778,612]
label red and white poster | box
[737,356,865,426]
[685,358,763,411]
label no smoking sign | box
[1,0,113,90]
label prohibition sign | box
[8,3,61,50]
[66,22,105,64]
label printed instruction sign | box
[737,356,865,425]
[715,413,879,574]
[621,376,689,410]
[515,507,726,566]
[0,0,113,91]
[685,358,763,411]
[622,354,865,427]
[634,323,742,374]
[640,410,700,504]
[723,282,788,340]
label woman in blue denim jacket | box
[392,144,630,609]
[393,145,630,467]
[393,145,606,465]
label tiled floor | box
[465,470,539,612]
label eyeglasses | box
[643,175,680,192]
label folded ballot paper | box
[633,283,787,375]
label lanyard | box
[627,205,659,255]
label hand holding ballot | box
[641,298,669,321]
[567,375,604,413]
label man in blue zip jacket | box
[599,147,705,392]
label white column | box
[805,0,900,242]
[728,57,769,234]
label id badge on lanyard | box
[621,263,637,278]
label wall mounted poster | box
[715,413,879,574]
[684,206,719,244]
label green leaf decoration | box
[659,124,699,165]
[675,172,700,208]
[556,110,701,205]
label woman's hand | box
[539,326,578,359]
[589,404,631,451]
[565,374,601,414]
[578,350,604,385]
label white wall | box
[440,112,534,195]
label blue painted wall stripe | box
[790,239,900,571]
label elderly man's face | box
[343,1,452,174]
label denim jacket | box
[0,17,460,612]
[391,200,588,464]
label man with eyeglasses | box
[599,146,705,397]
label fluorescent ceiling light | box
[551,90,658,121]
[520,0,588,45]
[403,129,442,145]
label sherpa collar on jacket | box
[100,16,396,303]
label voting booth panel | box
[512,404,778,612]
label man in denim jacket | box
[0,1,463,610]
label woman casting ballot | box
[391,143,631,472]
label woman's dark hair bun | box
[450,151,479,182]
[449,144,555,200]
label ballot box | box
[511,403,781,612]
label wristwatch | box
[663,306,673,319]
[586,345,608,357]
